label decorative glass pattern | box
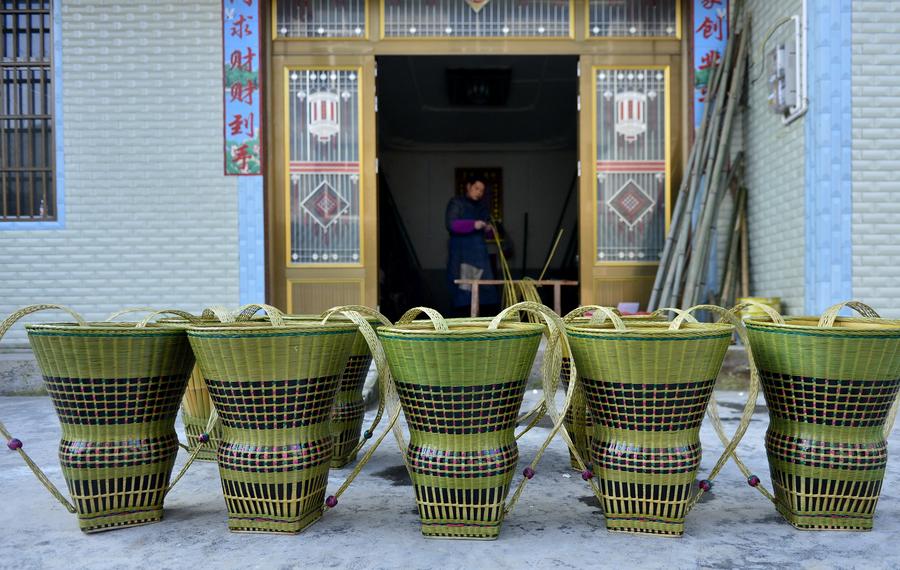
[595,68,667,262]
[288,69,361,264]
[382,0,571,38]
[275,0,366,39]
[589,0,678,38]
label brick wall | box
[0,0,240,344]
[740,0,807,314]
[851,1,900,317]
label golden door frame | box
[266,0,689,312]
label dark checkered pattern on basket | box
[765,430,886,471]
[582,379,717,432]
[206,375,340,430]
[217,438,334,473]
[760,370,900,427]
[59,434,179,470]
[395,380,526,435]
[332,400,365,422]
[407,444,519,479]
[44,375,186,425]
[592,439,701,475]
[338,355,372,393]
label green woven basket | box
[566,306,750,536]
[252,314,381,469]
[560,309,670,471]
[180,365,222,462]
[186,307,358,534]
[378,305,563,540]
[112,308,236,463]
[744,301,900,531]
[0,305,196,533]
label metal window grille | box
[1,0,54,222]
[275,0,367,39]
[589,0,678,38]
[383,0,571,38]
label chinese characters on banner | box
[224,0,262,175]
[693,0,728,130]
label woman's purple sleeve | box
[450,219,477,234]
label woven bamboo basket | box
[378,304,567,540]
[251,314,382,469]
[180,365,220,461]
[129,309,234,462]
[0,305,197,533]
[565,306,753,536]
[186,306,361,534]
[742,301,900,530]
[560,309,670,470]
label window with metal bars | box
[1,1,54,222]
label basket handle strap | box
[320,308,403,513]
[683,304,776,506]
[229,304,286,327]
[104,307,160,321]
[395,307,449,331]
[729,300,785,325]
[200,305,238,323]
[562,305,620,322]
[655,307,699,325]
[135,310,200,328]
[320,305,391,328]
[586,306,627,329]
[492,302,601,514]
[818,300,881,328]
[164,408,221,496]
[319,305,393,463]
[0,305,90,514]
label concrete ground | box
[2,392,900,570]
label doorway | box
[376,55,579,319]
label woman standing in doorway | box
[445,176,499,316]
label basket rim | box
[745,315,900,335]
[377,321,545,338]
[252,314,384,324]
[185,320,358,336]
[25,322,188,335]
[565,321,734,339]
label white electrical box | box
[767,39,798,115]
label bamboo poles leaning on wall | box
[648,3,750,312]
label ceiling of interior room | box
[377,55,578,150]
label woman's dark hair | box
[466,174,487,187]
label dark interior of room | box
[376,55,579,318]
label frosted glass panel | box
[288,69,361,264]
[595,68,667,262]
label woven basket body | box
[330,329,373,468]
[25,323,195,532]
[562,313,667,470]
[746,317,900,530]
[181,365,221,461]
[187,322,356,533]
[567,321,733,536]
[379,322,544,540]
